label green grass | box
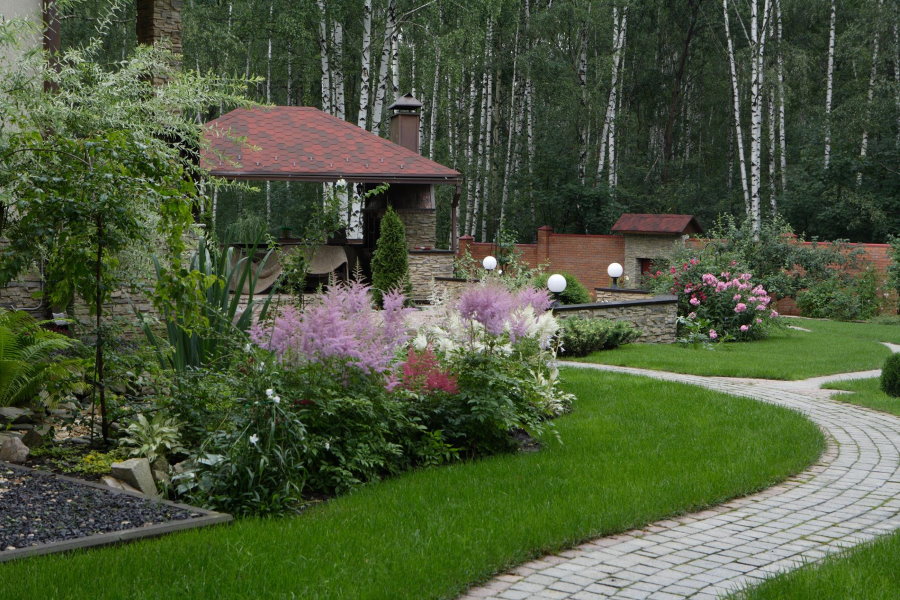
[577,318,900,380]
[823,377,900,417]
[730,530,900,600]
[1,369,824,600]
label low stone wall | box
[553,295,678,344]
[408,250,454,302]
[594,287,653,303]
[432,277,478,301]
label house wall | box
[408,250,454,302]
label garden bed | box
[0,462,231,563]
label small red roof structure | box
[611,214,703,236]
[201,107,462,184]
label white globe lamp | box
[547,273,567,294]
[607,262,624,288]
[482,255,498,271]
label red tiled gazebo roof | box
[611,213,703,235]
[201,107,462,185]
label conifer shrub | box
[532,272,592,305]
[371,206,411,306]
[881,353,900,398]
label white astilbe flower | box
[529,312,560,349]
[249,434,260,446]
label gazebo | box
[201,95,463,299]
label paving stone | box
[457,363,900,599]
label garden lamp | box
[607,262,624,288]
[547,273,567,294]
[482,255,498,271]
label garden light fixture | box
[482,255,498,271]
[607,262,624,288]
[547,274,567,294]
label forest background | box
[62,0,899,246]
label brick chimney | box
[136,0,182,55]
[387,93,422,153]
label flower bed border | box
[0,461,232,563]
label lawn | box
[0,368,824,600]
[730,530,900,600]
[576,318,900,380]
[823,377,900,417]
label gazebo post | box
[451,184,461,253]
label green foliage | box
[30,445,127,476]
[143,234,276,372]
[888,235,900,313]
[371,206,411,305]
[796,269,880,321]
[558,317,640,357]
[532,272,592,305]
[881,354,900,398]
[119,412,187,465]
[0,310,82,408]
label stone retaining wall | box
[553,296,678,344]
[408,250,454,302]
[594,287,654,303]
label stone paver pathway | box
[459,363,900,600]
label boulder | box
[0,437,30,463]
[110,458,158,497]
[100,475,141,494]
[21,425,52,448]
[0,407,34,425]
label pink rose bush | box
[650,256,779,342]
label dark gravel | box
[0,464,198,552]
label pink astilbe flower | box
[515,287,553,313]
[458,284,515,336]
[401,346,458,394]
[253,280,412,376]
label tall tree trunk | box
[661,0,703,183]
[480,70,494,242]
[597,5,627,186]
[332,19,346,120]
[768,90,777,211]
[577,18,588,185]
[390,3,400,99]
[723,0,751,215]
[286,40,293,105]
[428,47,441,160]
[472,69,489,238]
[464,71,478,236]
[608,7,628,196]
[824,0,837,169]
[775,0,787,194]
[316,0,331,114]
[357,0,373,128]
[748,0,772,240]
[265,1,273,104]
[894,21,900,152]
[500,17,521,230]
[373,0,396,133]
[858,0,883,186]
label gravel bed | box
[0,464,199,552]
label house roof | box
[610,214,703,235]
[201,107,462,185]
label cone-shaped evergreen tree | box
[371,206,411,305]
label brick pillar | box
[537,226,553,265]
[457,235,474,259]
[136,0,183,54]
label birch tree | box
[857,0,884,186]
[357,0,372,128]
[316,0,331,114]
[824,0,837,169]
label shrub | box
[371,206,411,305]
[796,268,880,321]
[882,354,900,398]
[558,317,640,357]
[532,272,592,305]
[648,253,778,342]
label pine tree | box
[371,206,411,306]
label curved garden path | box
[460,363,900,600]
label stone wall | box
[136,0,182,54]
[397,209,437,249]
[408,250,454,302]
[594,287,653,303]
[432,277,479,301]
[553,296,678,344]
[621,234,684,288]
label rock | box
[152,469,171,488]
[173,459,194,474]
[0,407,34,425]
[21,425,52,448]
[100,475,141,494]
[64,437,91,446]
[59,401,81,412]
[110,458,158,497]
[0,431,23,443]
[0,437,30,463]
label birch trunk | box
[372,0,396,133]
[390,3,400,100]
[597,6,622,182]
[577,19,588,185]
[286,40,292,105]
[723,0,751,215]
[768,90,777,210]
[608,7,628,195]
[357,0,372,129]
[480,71,494,242]
[824,0,836,169]
[464,71,478,236]
[894,22,900,151]
[748,0,771,240]
[316,0,331,114]
[428,47,441,160]
[332,20,346,120]
[472,70,488,239]
[858,0,883,186]
[500,18,521,229]
[776,0,787,193]
[265,1,273,104]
